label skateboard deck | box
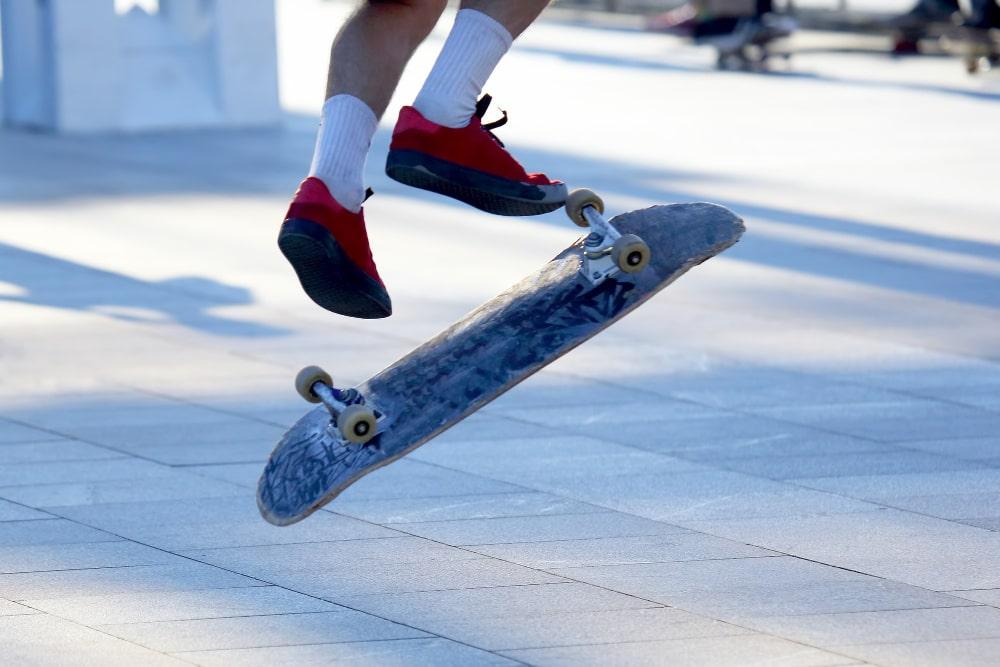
[258,202,744,526]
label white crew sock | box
[308,94,379,212]
[413,9,513,129]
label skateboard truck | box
[565,189,651,285]
[294,366,379,445]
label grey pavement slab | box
[745,605,1000,646]
[835,638,1000,667]
[0,518,119,547]
[668,431,893,463]
[332,491,599,524]
[53,495,398,550]
[237,556,566,599]
[0,562,265,601]
[181,637,519,667]
[884,437,999,462]
[0,540,182,575]
[186,462,260,488]
[333,458,528,502]
[0,419,63,444]
[468,532,776,568]
[714,449,983,480]
[5,472,248,507]
[959,517,1000,531]
[0,440,121,464]
[345,582,659,623]
[0,613,185,665]
[665,373,912,410]
[0,599,39,616]
[501,634,860,667]
[431,413,564,444]
[524,469,881,522]
[24,585,338,625]
[99,609,427,653]
[878,491,1000,520]
[410,607,748,652]
[0,458,173,487]
[794,468,1000,501]
[487,397,722,428]
[413,435,706,484]
[750,400,1000,443]
[685,509,1000,591]
[385,510,685,546]
[946,589,1000,606]
[0,499,50,522]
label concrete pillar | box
[0,0,280,133]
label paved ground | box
[1,1,999,665]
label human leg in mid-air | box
[279,0,564,319]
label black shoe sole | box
[386,149,567,217]
[278,218,391,319]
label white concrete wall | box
[0,0,280,133]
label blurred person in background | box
[648,0,797,51]
[278,1,567,320]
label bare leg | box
[327,0,448,119]
[460,0,551,39]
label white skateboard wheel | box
[295,365,332,403]
[338,404,378,444]
[612,234,651,273]
[565,189,604,227]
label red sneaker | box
[278,177,391,319]
[385,96,567,216]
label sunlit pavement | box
[0,1,998,664]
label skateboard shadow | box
[0,242,287,338]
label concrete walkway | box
[0,2,998,665]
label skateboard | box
[257,190,744,526]
[709,15,796,71]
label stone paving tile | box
[385,510,686,546]
[333,491,598,524]
[0,499,50,522]
[487,397,721,428]
[794,468,1000,501]
[684,509,1000,591]
[0,599,38,616]
[878,491,1000,520]
[0,613,185,665]
[0,541,182,575]
[486,371,662,409]
[469,532,775,568]
[0,518,119,547]
[415,607,748,651]
[670,432,892,463]
[334,458,527,502]
[63,418,285,455]
[897,437,999,461]
[835,637,1000,667]
[245,557,566,599]
[910,383,1000,412]
[5,472,248,507]
[346,582,659,623]
[947,589,1000,606]
[0,419,62,444]
[24,585,337,625]
[432,413,562,444]
[187,462,259,488]
[501,634,860,667]
[122,440,281,466]
[181,637,519,667]
[0,562,265,601]
[0,458,172,487]
[745,605,1000,646]
[53,495,398,550]
[2,398,244,431]
[667,375,910,410]
[0,440,120,464]
[184,536,480,573]
[750,400,1000,443]
[958,517,1000,531]
[527,470,880,523]
[714,450,983,480]
[414,435,706,483]
[100,609,427,653]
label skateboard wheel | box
[338,404,378,444]
[295,365,332,403]
[612,234,651,274]
[565,189,604,227]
